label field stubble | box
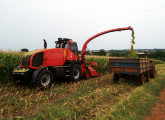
[1,51,165,119]
[0,72,137,119]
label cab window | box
[69,43,78,55]
[65,43,68,48]
[56,43,60,48]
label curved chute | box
[81,26,134,64]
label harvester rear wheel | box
[36,69,53,89]
[113,73,119,84]
[150,62,156,78]
[70,64,81,81]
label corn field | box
[0,50,165,119]
[86,57,109,74]
[0,51,22,84]
[0,51,110,84]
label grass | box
[0,64,165,119]
[97,64,165,120]
[1,51,165,119]
[0,72,136,119]
[151,59,165,64]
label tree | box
[99,49,106,56]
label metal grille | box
[32,52,44,67]
[22,55,31,66]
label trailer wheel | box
[70,64,81,81]
[36,69,53,89]
[84,70,90,79]
[146,71,150,82]
[139,73,145,85]
[113,73,119,84]
[150,62,156,78]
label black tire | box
[113,73,119,84]
[36,69,53,89]
[139,73,145,85]
[150,62,156,78]
[146,71,150,82]
[70,64,81,81]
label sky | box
[0,0,165,51]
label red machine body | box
[81,26,134,77]
[21,39,79,69]
[13,27,134,88]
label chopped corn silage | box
[127,30,137,58]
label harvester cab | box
[55,38,78,56]
[55,38,70,48]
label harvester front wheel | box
[36,69,53,89]
[70,64,81,81]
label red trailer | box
[109,58,151,84]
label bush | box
[149,51,165,61]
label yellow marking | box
[64,50,66,58]
[13,68,30,73]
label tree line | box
[111,51,165,61]
[85,49,165,61]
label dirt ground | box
[144,88,165,120]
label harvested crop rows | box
[1,51,165,119]
[0,72,137,119]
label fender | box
[31,66,47,83]
[64,60,81,67]
[69,60,81,68]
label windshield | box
[56,42,68,48]
[56,43,61,48]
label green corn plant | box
[0,51,22,83]
[86,58,109,74]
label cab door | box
[67,42,78,61]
